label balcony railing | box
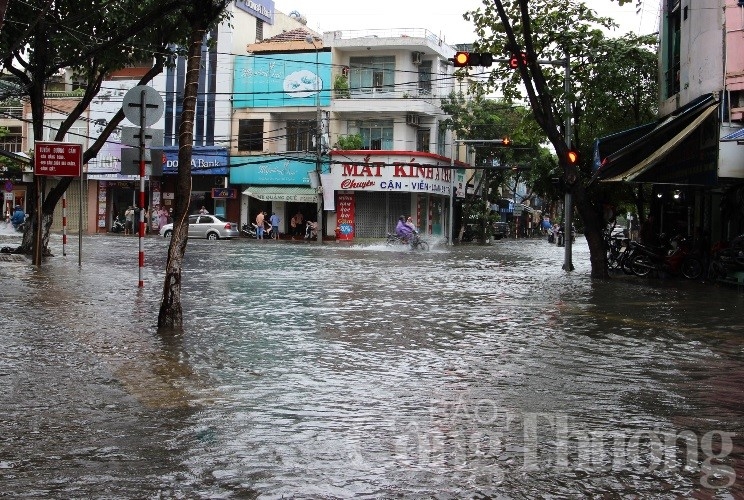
[0,106,23,119]
[329,28,444,46]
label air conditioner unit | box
[406,113,420,126]
[411,51,422,65]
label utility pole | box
[562,51,574,271]
[307,35,323,244]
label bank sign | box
[325,152,453,195]
[235,0,274,24]
[162,146,227,175]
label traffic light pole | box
[450,53,574,271]
[562,52,574,272]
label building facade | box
[231,27,466,240]
[86,0,310,234]
[595,0,744,245]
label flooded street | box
[1,231,743,498]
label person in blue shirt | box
[395,215,413,242]
[11,205,25,229]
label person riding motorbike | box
[395,215,414,242]
[11,205,25,230]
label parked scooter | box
[708,234,744,281]
[629,233,703,279]
[110,217,126,233]
[241,223,273,239]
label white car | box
[159,214,240,240]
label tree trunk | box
[157,24,204,332]
[574,184,610,279]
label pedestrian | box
[293,210,304,237]
[269,212,281,240]
[199,205,209,215]
[133,206,141,234]
[157,206,168,230]
[255,211,265,240]
[124,206,134,235]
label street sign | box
[211,188,237,199]
[120,148,164,176]
[34,142,82,177]
[122,85,164,126]
[121,126,164,148]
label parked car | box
[492,222,509,239]
[159,214,239,240]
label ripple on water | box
[1,235,743,497]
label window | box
[416,128,430,153]
[0,126,22,153]
[418,61,432,95]
[358,120,393,150]
[286,120,316,152]
[664,1,681,98]
[437,126,447,157]
[256,19,264,41]
[349,56,395,94]
[238,119,264,151]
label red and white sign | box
[34,142,82,177]
[336,193,355,241]
[326,151,454,196]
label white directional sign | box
[122,85,164,126]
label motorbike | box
[708,234,744,281]
[110,218,126,233]
[628,234,703,279]
[386,232,430,251]
[241,223,274,239]
[555,225,576,247]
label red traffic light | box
[566,149,579,165]
[509,52,529,69]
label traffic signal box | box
[452,51,494,68]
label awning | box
[720,128,744,143]
[592,94,719,184]
[242,186,318,203]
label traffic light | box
[509,52,529,69]
[501,136,511,146]
[452,51,493,68]
[566,149,579,165]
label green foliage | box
[333,74,350,98]
[335,134,363,150]
[465,0,658,175]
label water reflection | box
[1,234,742,497]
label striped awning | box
[721,128,744,142]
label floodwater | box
[1,230,743,499]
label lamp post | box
[306,35,323,243]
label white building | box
[231,27,467,240]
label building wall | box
[660,0,725,116]
[725,0,744,120]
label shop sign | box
[336,193,355,241]
[330,163,452,195]
[212,188,237,199]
